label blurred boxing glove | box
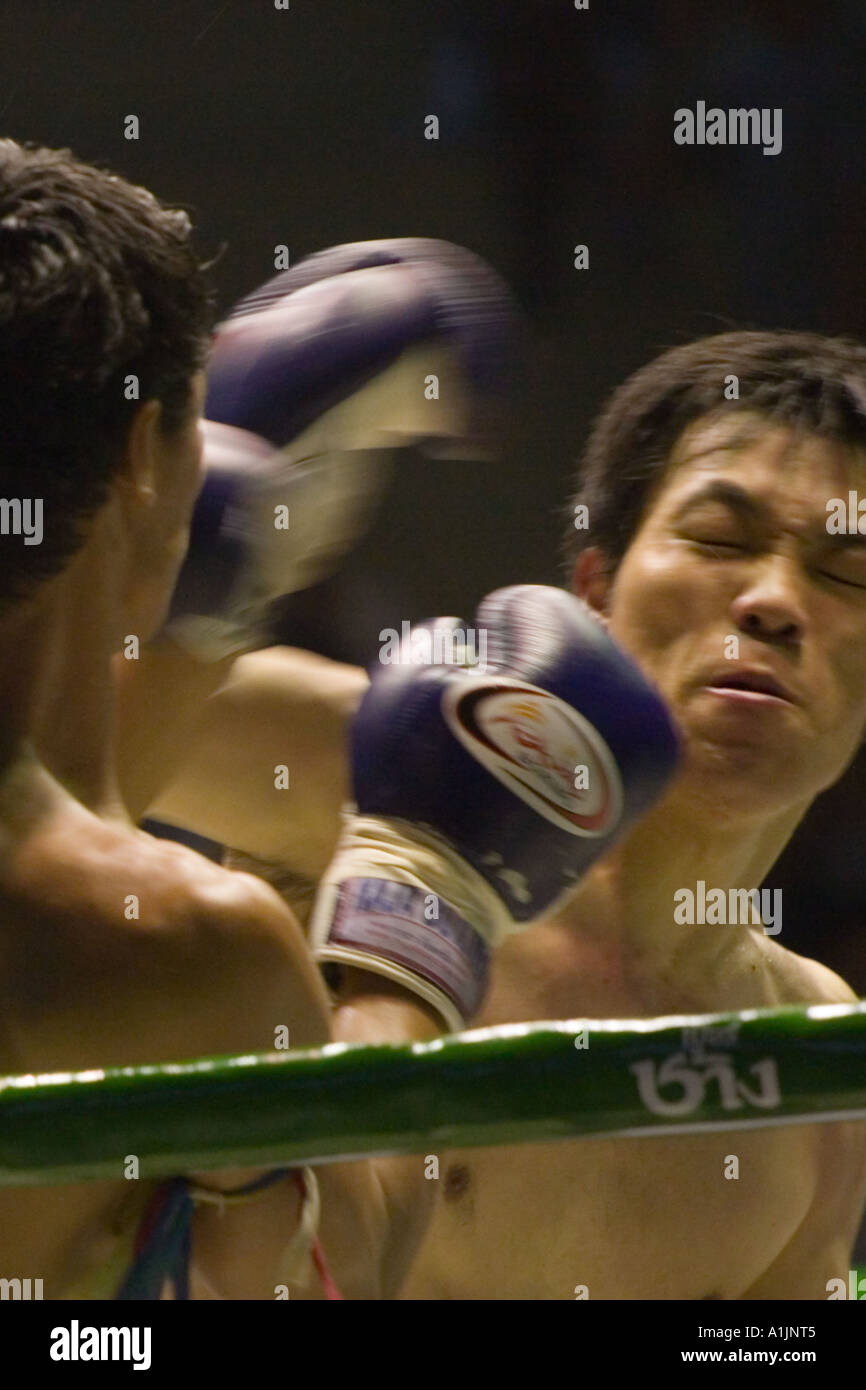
[165,239,523,658]
[309,585,680,1029]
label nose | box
[729,557,807,646]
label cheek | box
[178,428,206,513]
[155,441,202,553]
[609,544,700,653]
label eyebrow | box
[680,433,764,468]
[671,479,768,524]
[672,479,866,550]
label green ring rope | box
[1,1001,864,1185]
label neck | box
[28,544,128,821]
[0,593,64,847]
[0,595,57,767]
[558,780,809,977]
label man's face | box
[123,371,207,639]
[156,369,207,577]
[576,412,866,817]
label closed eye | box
[685,529,866,589]
[816,568,866,591]
[691,538,747,554]
[694,543,866,589]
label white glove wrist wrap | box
[309,812,513,1030]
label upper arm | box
[738,1120,866,1299]
[738,951,866,1298]
[146,647,367,877]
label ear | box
[571,547,613,619]
[116,399,163,511]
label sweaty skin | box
[133,416,866,1300]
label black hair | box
[564,331,866,575]
[0,139,218,603]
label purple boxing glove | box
[165,239,522,657]
[309,585,680,1029]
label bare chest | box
[402,930,817,1300]
[405,1124,815,1299]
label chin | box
[679,740,815,818]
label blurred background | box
[4,0,866,1246]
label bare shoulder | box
[64,818,301,951]
[758,932,861,1006]
[3,812,330,1072]
[757,936,866,1211]
[741,939,866,1296]
[92,828,332,1050]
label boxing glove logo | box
[441,678,623,836]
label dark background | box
[4,0,865,1206]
